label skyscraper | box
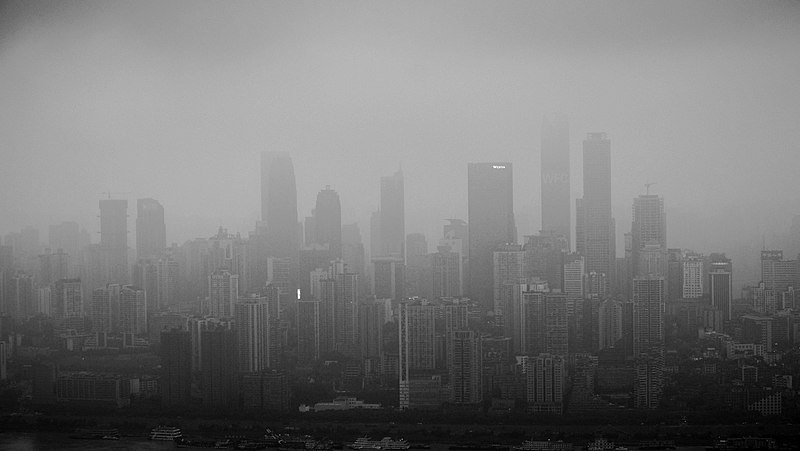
[632,276,665,356]
[468,162,515,313]
[449,330,482,405]
[576,134,614,295]
[136,198,166,261]
[99,199,129,284]
[709,253,733,323]
[526,353,565,414]
[160,329,192,407]
[632,194,667,279]
[493,243,526,326]
[398,301,436,409]
[201,325,238,408]
[261,151,299,260]
[540,114,571,247]
[379,169,404,259]
[209,269,239,318]
[312,186,342,258]
[119,285,146,335]
[235,294,280,372]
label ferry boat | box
[350,437,410,450]
[149,425,183,441]
[69,428,120,440]
[513,439,574,451]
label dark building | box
[201,326,238,408]
[99,198,129,284]
[468,162,515,314]
[261,151,299,261]
[161,329,192,407]
[709,253,733,323]
[576,133,615,295]
[540,114,571,248]
[312,186,342,258]
[136,198,166,260]
[379,169,404,259]
[241,370,290,412]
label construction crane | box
[644,182,657,195]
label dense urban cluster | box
[2,117,800,427]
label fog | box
[2,0,800,287]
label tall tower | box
[235,294,280,372]
[632,276,665,356]
[312,186,342,258]
[99,199,129,284]
[379,169,405,259]
[136,198,166,260]
[261,152,299,260]
[160,329,192,407]
[709,253,733,323]
[540,114,571,248]
[449,330,482,405]
[632,194,666,279]
[468,162,515,314]
[576,134,614,295]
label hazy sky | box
[2,0,800,284]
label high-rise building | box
[509,286,568,357]
[468,162,515,313]
[160,329,192,407]
[634,351,664,409]
[136,198,166,260]
[261,151,299,261]
[526,353,565,414]
[524,232,568,291]
[119,285,146,335]
[297,299,320,363]
[156,255,178,309]
[709,253,733,323]
[208,269,239,318]
[540,114,571,248]
[358,298,387,361]
[342,223,366,282]
[0,341,7,380]
[312,186,342,258]
[632,277,665,356]
[201,325,238,408]
[682,254,704,299]
[235,294,280,372]
[405,233,428,298]
[598,298,623,350]
[761,250,796,293]
[318,260,359,355]
[632,194,667,281]
[39,248,70,287]
[379,169,404,259]
[563,253,585,301]
[99,199,129,284]
[493,244,526,326]
[372,256,404,300]
[398,301,436,409]
[450,330,482,405]
[576,134,614,295]
[53,278,83,322]
[430,244,462,299]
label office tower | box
[132,259,157,313]
[761,250,796,293]
[39,248,70,288]
[0,341,6,380]
[156,255,178,309]
[666,249,683,301]
[430,244,462,298]
[208,269,239,318]
[598,298,623,350]
[37,286,51,316]
[709,253,733,322]
[631,194,667,290]
[48,221,80,260]
[342,223,366,281]
[299,244,335,300]
[682,254,704,299]
[540,114,571,247]
[468,162,515,313]
[4,272,33,318]
[119,285,146,335]
[450,330,482,405]
[201,325,238,408]
[91,287,112,333]
[297,300,320,363]
[398,301,437,409]
[563,253,585,301]
[405,233,428,297]
[632,277,665,356]
[241,370,290,411]
[261,151,299,261]
[373,256,404,300]
[53,278,83,321]
[187,317,231,372]
[318,260,359,355]
[312,186,342,258]
[526,353,565,414]
[99,198,129,284]
[136,198,166,260]
[379,169,405,259]
[493,244,526,326]
[160,329,192,407]
[524,232,568,291]
[358,298,387,361]
[443,302,469,367]
[235,294,280,372]
[510,286,567,357]
[576,134,615,295]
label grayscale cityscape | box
[1,1,800,450]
